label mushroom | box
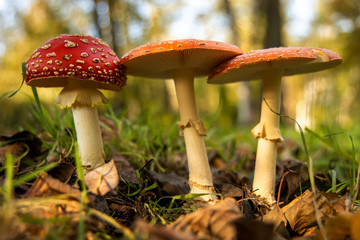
[208,47,343,203]
[120,39,243,203]
[25,34,126,172]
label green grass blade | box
[31,86,57,135]
[3,153,15,207]
[73,143,87,240]
[0,91,13,100]
[8,62,26,98]
[322,131,357,194]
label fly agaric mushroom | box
[120,39,243,203]
[25,34,126,172]
[208,47,343,203]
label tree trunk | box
[264,0,283,48]
[221,0,252,124]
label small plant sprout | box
[120,39,243,204]
[208,47,343,204]
[24,34,126,173]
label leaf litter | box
[0,117,359,240]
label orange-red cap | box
[120,39,243,79]
[208,47,343,84]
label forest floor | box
[0,111,360,240]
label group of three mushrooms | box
[25,34,342,204]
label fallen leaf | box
[84,159,119,196]
[135,219,196,240]
[263,205,290,239]
[112,151,138,184]
[213,169,249,187]
[47,162,75,183]
[280,158,308,182]
[150,171,189,196]
[0,130,43,158]
[323,212,352,240]
[215,183,245,199]
[24,172,82,200]
[109,203,135,226]
[281,190,346,236]
[0,131,45,176]
[170,197,274,240]
[275,170,301,205]
[351,209,360,240]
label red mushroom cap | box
[25,34,126,91]
[120,39,243,79]
[208,47,343,84]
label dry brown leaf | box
[25,172,82,200]
[16,197,83,219]
[20,172,96,221]
[213,169,249,187]
[135,219,196,240]
[84,159,119,196]
[47,162,75,183]
[0,142,27,160]
[263,205,290,239]
[281,190,346,236]
[0,197,107,239]
[280,158,308,182]
[150,171,189,196]
[0,131,43,158]
[323,212,352,240]
[17,172,84,220]
[170,197,273,240]
[351,209,360,240]
[216,183,245,199]
[112,151,139,184]
[276,170,301,204]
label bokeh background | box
[0,0,358,139]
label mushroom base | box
[183,127,218,203]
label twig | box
[277,171,290,206]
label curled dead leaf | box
[281,190,346,236]
[84,159,119,196]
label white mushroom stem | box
[173,69,217,202]
[252,69,284,204]
[72,103,105,171]
[55,80,108,173]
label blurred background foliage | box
[0,0,359,143]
